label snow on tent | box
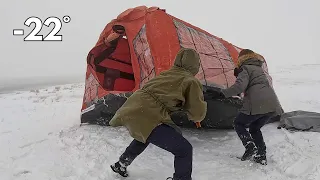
[80,6,279,129]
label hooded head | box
[173,48,200,76]
[237,49,265,68]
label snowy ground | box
[1,64,320,180]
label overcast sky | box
[0,0,319,82]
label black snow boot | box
[166,177,191,180]
[110,161,128,177]
[253,154,267,165]
[241,141,258,161]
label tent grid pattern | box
[133,24,156,88]
[84,73,100,107]
[132,19,237,89]
[173,19,235,88]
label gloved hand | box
[195,122,201,128]
[234,67,243,77]
[206,89,225,99]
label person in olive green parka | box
[109,48,207,180]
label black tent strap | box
[94,46,116,65]
[90,39,132,66]
[95,65,135,81]
[94,50,132,66]
[108,57,132,65]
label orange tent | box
[80,6,274,128]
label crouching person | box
[208,49,282,165]
[109,48,207,180]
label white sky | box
[0,0,319,82]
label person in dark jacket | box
[109,48,207,180]
[208,49,282,165]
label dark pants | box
[234,112,274,155]
[119,124,193,180]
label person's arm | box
[183,79,207,123]
[221,68,250,98]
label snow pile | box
[1,64,320,180]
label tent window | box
[173,19,235,88]
[84,73,100,107]
[133,24,156,88]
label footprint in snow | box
[0,131,12,135]
[19,139,48,149]
[189,136,204,142]
[14,170,31,176]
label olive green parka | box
[109,48,207,143]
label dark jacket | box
[221,53,282,115]
[109,48,207,143]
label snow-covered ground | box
[1,64,320,180]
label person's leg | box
[248,112,273,165]
[248,115,270,155]
[147,124,193,180]
[234,113,256,146]
[111,139,149,177]
[234,113,260,160]
[119,139,150,166]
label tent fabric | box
[80,6,277,128]
[278,111,320,132]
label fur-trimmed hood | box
[237,52,265,68]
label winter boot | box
[241,141,258,161]
[253,154,267,165]
[166,177,191,180]
[110,161,128,177]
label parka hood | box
[173,48,200,76]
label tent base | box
[80,92,279,129]
[170,96,243,129]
